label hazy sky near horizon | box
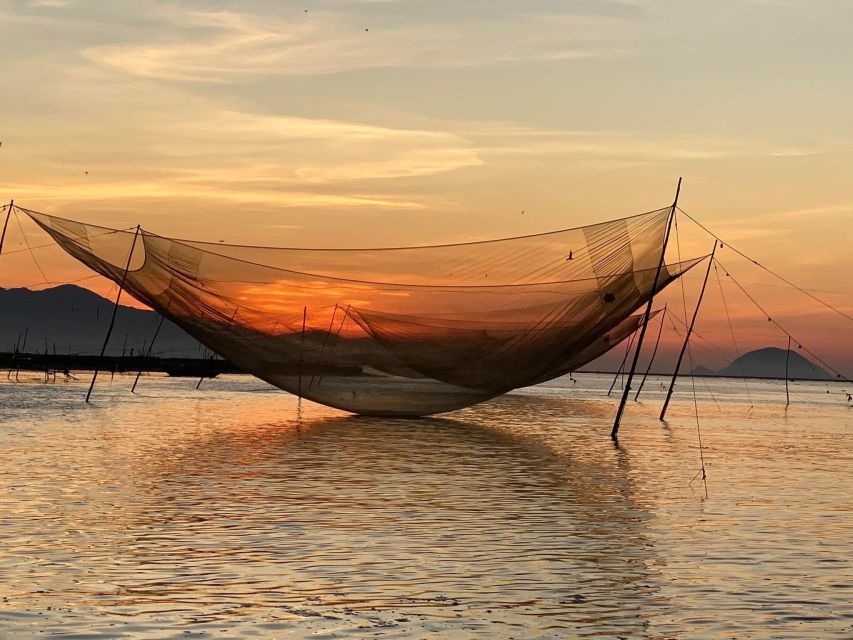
[1,0,853,370]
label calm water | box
[1,372,851,639]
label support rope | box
[678,206,853,325]
[716,258,851,385]
[13,210,53,286]
[673,211,710,493]
[665,309,720,410]
[713,259,754,409]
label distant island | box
[0,285,198,357]
[691,347,833,380]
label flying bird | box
[566,250,573,261]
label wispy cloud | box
[1,95,481,211]
[453,122,851,165]
[83,6,629,82]
[2,179,427,209]
[158,109,482,183]
[28,0,70,7]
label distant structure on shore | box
[692,347,832,380]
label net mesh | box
[26,207,702,416]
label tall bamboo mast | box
[634,303,668,401]
[86,225,141,403]
[611,178,681,440]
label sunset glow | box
[2,0,852,372]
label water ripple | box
[0,373,851,638]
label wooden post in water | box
[785,335,791,406]
[0,200,13,256]
[309,304,339,389]
[298,306,307,400]
[634,303,667,401]
[132,314,166,393]
[659,242,718,421]
[608,330,637,397]
[197,307,237,390]
[611,178,681,440]
[86,225,141,403]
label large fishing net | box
[25,207,702,415]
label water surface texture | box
[1,373,851,638]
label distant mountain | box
[692,347,833,380]
[0,285,201,357]
[691,364,717,376]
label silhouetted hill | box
[691,364,716,376]
[0,285,201,357]
[692,347,833,380]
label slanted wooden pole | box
[86,225,141,403]
[194,340,207,390]
[634,303,668,401]
[659,242,718,421]
[309,304,338,389]
[314,304,350,389]
[0,200,13,256]
[132,314,166,393]
[611,178,681,440]
[608,330,637,397]
[197,308,236,390]
[785,335,791,406]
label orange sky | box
[1,0,852,373]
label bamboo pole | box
[608,330,637,397]
[86,225,141,403]
[298,306,307,400]
[131,314,166,393]
[785,335,791,406]
[634,303,667,400]
[659,243,718,421]
[611,178,681,440]
[309,304,338,389]
[0,200,13,256]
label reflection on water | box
[1,373,851,638]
